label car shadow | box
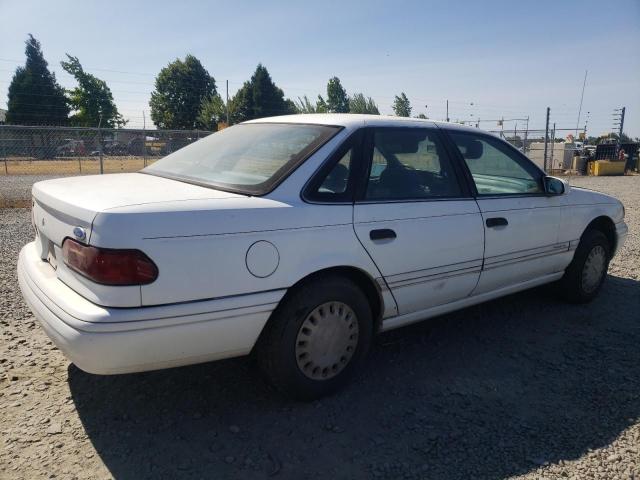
[68,274,640,479]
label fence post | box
[543,107,550,173]
[97,115,104,174]
[74,129,82,174]
[1,127,7,175]
[98,128,104,174]
[142,111,147,168]
[550,123,556,171]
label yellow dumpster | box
[587,160,625,176]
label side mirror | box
[543,176,567,195]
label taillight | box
[62,238,158,286]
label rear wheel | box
[256,274,373,400]
[559,229,610,303]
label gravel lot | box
[1,175,638,480]
[0,175,76,208]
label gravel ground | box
[0,175,77,207]
[1,175,638,480]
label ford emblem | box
[73,226,86,241]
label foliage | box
[150,55,216,129]
[415,113,428,119]
[295,95,329,114]
[61,55,125,128]
[315,95,328,113]
[586,133,636,145]
[326,77,349,113]
[6,35,69,125]
[197,94,226,130]
[392,92,412,117]
[349,93,380,115]
[229,64,295,123]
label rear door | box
[445,130,564,295]
[353,127,484,315]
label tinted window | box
[144,123,339,195]
[449,132,543,195]
[318,149,352,195]
[365,128,461,200]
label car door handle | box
[370,229,397,241]
[485,217,508,228]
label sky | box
[1,0,639,137]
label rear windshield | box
[143,123,340,195]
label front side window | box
[144,123,340,195]
[364,128,461,200]
[448,131,543,195]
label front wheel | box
[256,275,373,400]
[559,230,610,303]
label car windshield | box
[143,123,340,195]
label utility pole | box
[523,116,529,155]
[446,100,449,122]
[575,70,587,139]
[618,107,625,143]
[543,107,550,173]
[226,80,230,126]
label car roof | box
[244,113,481,133]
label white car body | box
[18,114,628,376]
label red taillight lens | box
[62,239,158,286]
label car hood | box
[566,185,621,206]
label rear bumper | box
[18,242,285,374]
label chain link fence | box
[487,127,592,175]
[0,125,212,175]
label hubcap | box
[581,245,607,293]
[295,301,359,380]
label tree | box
[229,64,295,123]
[349,93,379,114]
[150,55,216,129]
[392,92,412,117]
[197,94,226,130]
[294,95,328,114]
[326,77,349,113]
[316,95,328,113]
[61,55,125,128]
[6,34,69,125]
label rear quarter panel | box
[92,200,390,310]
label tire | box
[256,274,373,400]
[559,229,611,303]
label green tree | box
[295,95,328,114]
[61,55,125,128]
[197,93,226,130]
[326,77,349,113]
[316,95,328,113]
[349,93,380,114]
[229,64,295,123]
[392,92,412,117]
[6,34,69,125]
[150,55,216,129]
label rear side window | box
[304,131,362,202]
[364,128,462,200]
[449,131,543,195]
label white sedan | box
[18,114,627,399]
